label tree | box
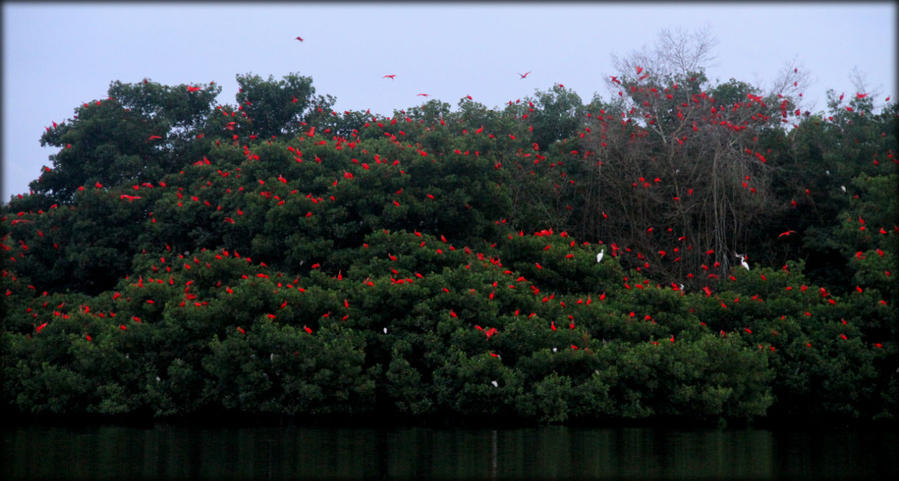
[235,72,329,139]
[569,29,796,286]
[2,65,896,424]
[527,84,584,148]
[34,79,221,204]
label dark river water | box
[2,423,896,480]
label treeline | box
[1,63,896,424]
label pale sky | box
[3,2,896,201]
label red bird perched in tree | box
[778,230,796,238]
[383,74,396,79]
[519,71,531,79]
[295,36,304,42]
[187,86,201,92]
[148,135,162,141]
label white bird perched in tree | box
[491,380,499,387]
[596,249,605,263]
[735,253,750,271]
[841,185,847,193]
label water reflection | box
[3,423,896,480]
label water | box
[2,423,896,480]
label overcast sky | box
[3,2,896,201]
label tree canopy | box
[2,59,896,425]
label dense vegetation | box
[2,59,896,425]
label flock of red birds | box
[2,35,894,358]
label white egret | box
[596,249,605,263]
[491,380,499,387]
[735,253,750,271]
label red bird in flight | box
[519,71,531,79]
[295,36,304,42]
[383,74,396,79]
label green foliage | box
[528,84,585,148]
[235,72,323,139]
[33,79,221,204]
[2,66,896,425]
